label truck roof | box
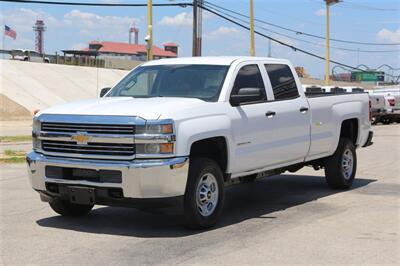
[142,56,291,66]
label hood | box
[40,97,206,120]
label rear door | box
[261,63,311,166]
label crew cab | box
[27,57,373,228]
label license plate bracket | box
[68,186,95,205]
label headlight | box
[136,143,174,155]
[32,118,41,150]
[135,120,175,157]
[136,123,173,134]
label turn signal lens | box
[160,143,174,153]
[161,124,173,134]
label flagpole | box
[2,25,5,59]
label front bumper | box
[26,151,189,199]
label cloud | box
[205,26,239,40]
[315,9,326,16]
[64,10,138,28]
[0,8,60,33]
[376,28,400,43]
[158,12,192,27]
[63,10,140,40]
[70,43,87,50]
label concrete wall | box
[0,59,128,114]
[104,58,142,70]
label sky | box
[1,0,399,79]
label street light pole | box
[146,0,153,61]
[249,0,255,56]
[324,0,340,85]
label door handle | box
[265,111,276,118]
[299,107,309,113]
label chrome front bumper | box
[26,151,189,199]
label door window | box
[231,64,266,100]
[264,64,299,100]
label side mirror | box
[230,87,263,106]
[100,87,111,97]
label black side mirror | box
[100,87,111,97]
[230,87,263,106]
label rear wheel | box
[324,138,357,189]
[183,157,224,229]
[49,198,93,216]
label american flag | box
[4,25,17,40]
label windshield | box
[107,64,229,102]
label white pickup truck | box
[27,57,373,228]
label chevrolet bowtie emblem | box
[71,132,90,145]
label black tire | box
[239,174,257,183]
[49,198,93,216]
[324,138,357,189]
[183,157,225,229]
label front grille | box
[42,140,134,157]
[41,122,135,135]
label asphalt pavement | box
[0,124,399,265]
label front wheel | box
[324,138,357,189]
[49,198,93,216]
[183,157,225,229]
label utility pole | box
[324,0,340,85]
[146,0,153,61]
[192,0,202,56]
[249,0,255,56]
[193,0,198,56]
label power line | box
[199,3,399,79]
[202,2,400,54]
[204,1,400,46]
[0,0,191,7]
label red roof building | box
[86,41,178,60]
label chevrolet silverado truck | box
[27,57,373,229]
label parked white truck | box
[27,57,373,228]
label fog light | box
[136,143,174,155]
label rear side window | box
[264,64,299,100]
[232,64,266,98]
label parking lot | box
[0,124,399,264]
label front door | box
[229,63,273,174]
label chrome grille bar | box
[38,131,134,144]
[36,115,144,160]
[41,122,134,135]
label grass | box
[0,149,26,164]
[0,135,32,143]
[0,156,26,163]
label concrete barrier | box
[0,59,129,115]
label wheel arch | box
[189,136,230,180]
